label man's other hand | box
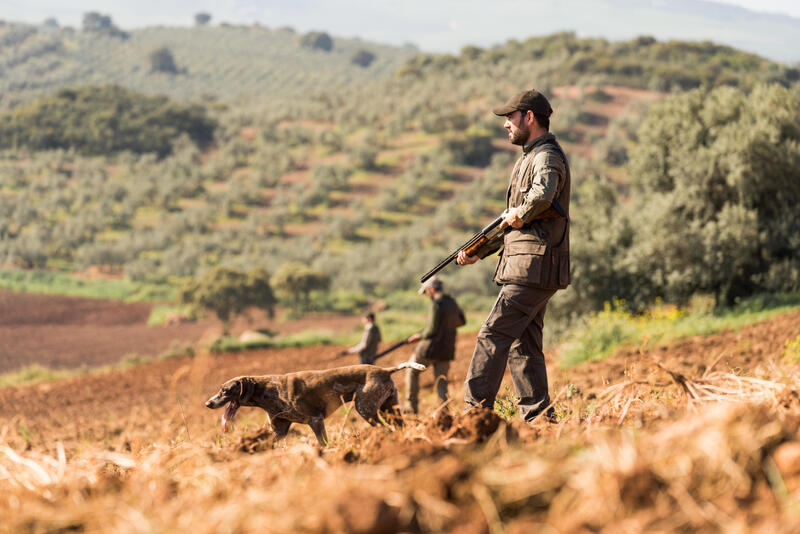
[407,333,421,343]
[502,207,524,229]
[456,250,479,265]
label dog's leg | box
[379,388,404,427]
[354,382,395,425]
[308,415,328,446]
[271,417,292,438]
[353,386,380,425]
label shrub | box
[0,86,215,157]
[149,47,179,74]
[298,31,333,51]
[351,49,376,67]
[180,266,275,333]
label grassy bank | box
[0,341,195,388]
[0,268,175,302]
[559,293,800,367]
[210,306,489,353]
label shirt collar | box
[522,132,555,154]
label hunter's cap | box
[418,276,443,294]
[493,89,553,117]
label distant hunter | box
[456,89,570,422]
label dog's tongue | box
[222,400,239,431]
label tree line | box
[0,86,215,157]
[1,30,799,327]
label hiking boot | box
[526,406,558,424]
[543,407,558,423]
[401,404,418,415]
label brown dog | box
[205,362,425,445]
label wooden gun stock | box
[420,215,505,283]
[419,199,566,283]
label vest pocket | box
[538,247,570,289]
[501,243,546,284]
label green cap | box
[418,276,443,294]
[493,89,552,117]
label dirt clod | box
[330,489,399,534]
[444,408,502,442]
[238,429,277,453]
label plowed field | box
[0,289,361,374]
[1,304,799,533]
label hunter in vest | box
[404,276,466,414]
[456,89,570,422]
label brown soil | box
[1,301,799,533]
[2,305,798,456]
[0,289,361,374]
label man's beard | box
[509,123,529,146]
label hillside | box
[0,29,798,339]
[0,81,655,297]
[2,21,800,530]
[0,21,414,106]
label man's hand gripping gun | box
[419,198,567,283]
[420,214,506,283]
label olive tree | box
[615,84,800,307]
[180,266,275,333]
[149,47,178,74]
[194,12,211,26]
[270,263,331,314]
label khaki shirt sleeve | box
[347,328,370,354]
[516,149,564,224]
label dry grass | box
[2,354,800,533]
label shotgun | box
[420,214,505,283]
[372,338,420,362]
[420,199,567,283]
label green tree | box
[351,49,376,67]
[180,266,275,334]
[298,31,333,51]
[149,47,178,74]
[82,12,127,38]
[348,142,379,170]
[270,263,331,314]
[617,83,800,307]
[0,86,215,157]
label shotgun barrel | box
[420,215,505,283]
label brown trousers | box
[464,284,556,421]
[405,349,451,413]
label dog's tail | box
[387,361,426,374]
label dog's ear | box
[239,378,254,403]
